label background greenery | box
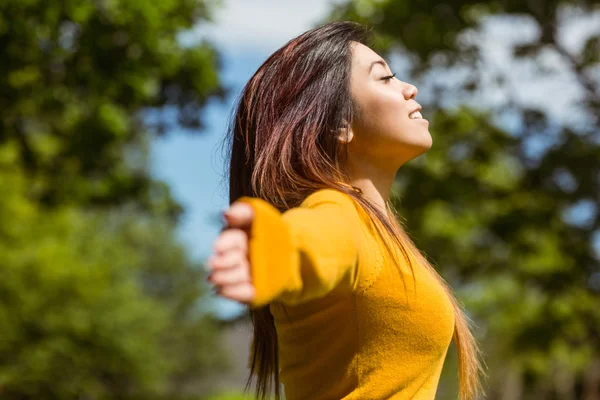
[1,0,598,399]
[0,0,228,399]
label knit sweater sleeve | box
[236,189,363,308]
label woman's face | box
[345,41,431,168]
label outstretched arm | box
[207,190,363,309]
[238,191,363,307]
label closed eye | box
[381,72,396,83]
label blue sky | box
[150,49,268,263]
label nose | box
[403,83,418,100]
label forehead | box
[350,41,386,71]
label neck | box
[345,156,398,218]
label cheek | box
[361,90,408,138]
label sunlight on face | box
[346,41,432,169]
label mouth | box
[409,110,423,120]
[408,106,426,121]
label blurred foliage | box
[0,142,227,399]
[0,0,227,220]
[202,391,259,400]
[0,0,230,399]
[326,1,600,399]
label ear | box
[336,120,354,144]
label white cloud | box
[182,0,345,53]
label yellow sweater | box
[237,188,455,400]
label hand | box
[206,201,256,305]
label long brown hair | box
[221,21,486,400]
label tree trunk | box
[554,364,576,400]
[501,365,522,400]
[583,358,600,400]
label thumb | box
[223,201,254,229]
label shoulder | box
[300,189,385,293]
[296,188,372,232]
[300,188,360,210]
[301,188,384,242]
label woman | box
[207,21,485,400]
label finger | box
[208,262,251,285]
[207,250,248,272]
[213,229,248,255]
[215,282,255,304]
[209,249,247,271]
[207,250,247,271]
[224,202,254,229]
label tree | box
[324,2,600,399]
[0,147,226,399]
[0,0,227,219]
[0,0,231,398]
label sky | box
[150,1,600,319]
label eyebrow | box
[368,58,391,73]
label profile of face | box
[340,41,432,169]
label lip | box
[408,105,428,123]
[408,105,422,115]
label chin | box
[422,134,433,150]
[411,132,433,152]
[400,136,432,162]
